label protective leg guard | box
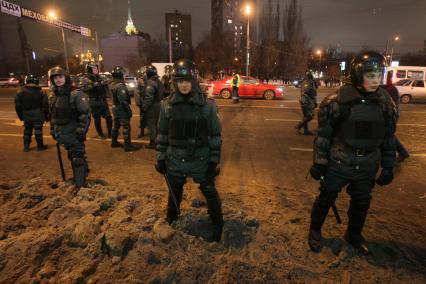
[308,194,333,252]
[72,157,88,188]
[106,116,113,138]
[345,198,371,255]
[166,185,183,225]
[94,117,105,138]
[35,126,47,151]
[23,138,30,152]
[200,183,224,242]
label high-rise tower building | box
[125,0,138,35]
[165,10,192,48]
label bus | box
[383,66,426,84]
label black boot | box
[308,195,332,252]
[106,116,113,138]
[302,126,314,136]
[145,140,155,149]
[111,136,122,148]
[72,157,88,188]
[202,184,224,242]
[137,129,144,138]
[94,118,105,139]
[24,140,30,152]
[124,142,138,152]
[35,135,48,151]
[345,199,371,255]
[166,185,183,225]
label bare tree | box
[281,0,309,79]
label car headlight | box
[128,83,135,88]
[276,87,283,92]
[293,80,299,85]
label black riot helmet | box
[350,51,387,87]
[171,59,197,82]
[85,62,99,75]
[137,66,147,79]
[111,66,126,80]
[146,65,157,79]
[24,74,39,85]
[305,70,314,80]
[164,65,173,76]
[48,66,70,86]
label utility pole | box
[169,25,173,63]
[61,28,69,72]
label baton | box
[164,172,180,215]
[56,142,66,181]
[320,176,342,224]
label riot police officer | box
[80,62,112,139]
[155,59,224,242]
[143,65,164,149]
[135,66,147,138]
[308,51,396,255]
[161,64,173,98]
[109,66,138,152]
[48,67,90,188]
[295,71,317,135]
[14,74,49,151]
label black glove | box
[155,159,167,174]
[206,162,219,179]
[376,168,394,186]
[309,164,327,181]
[75,128,86,142]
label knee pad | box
[72,157,86,168]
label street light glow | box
[245,4,252,15]
[395,36,400,41]
[47,10,57,20]
[316,49,322,55]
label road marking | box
[411,153,426,157]
[217,105,300,109]
[289,147,313,152]
[398,123,426,127]
[0,132,150,144]
[288,147,426,158]
[265,118,301,122]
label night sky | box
[3,0,425,57]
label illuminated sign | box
[0,0,91,37]
[1,0,20,17]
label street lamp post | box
[389,36,400,64]
[48,10,69,72]
[245,4,251,76]
[168,25,173,63]
[316,49,322,76]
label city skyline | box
[1,0,425,56]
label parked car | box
[395,79,426,104]
[0,77,20,88]
[210,76,284,100]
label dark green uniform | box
[15,85,49,151]
[49,86,91,187]
[110,79,135,150]
[156,90,223,237]
[135,77,146,137]
[79,74,112,138]
[143,76,164,147]
[309,84,396,253]
[296,77,317,134]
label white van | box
[383,66,426,84]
